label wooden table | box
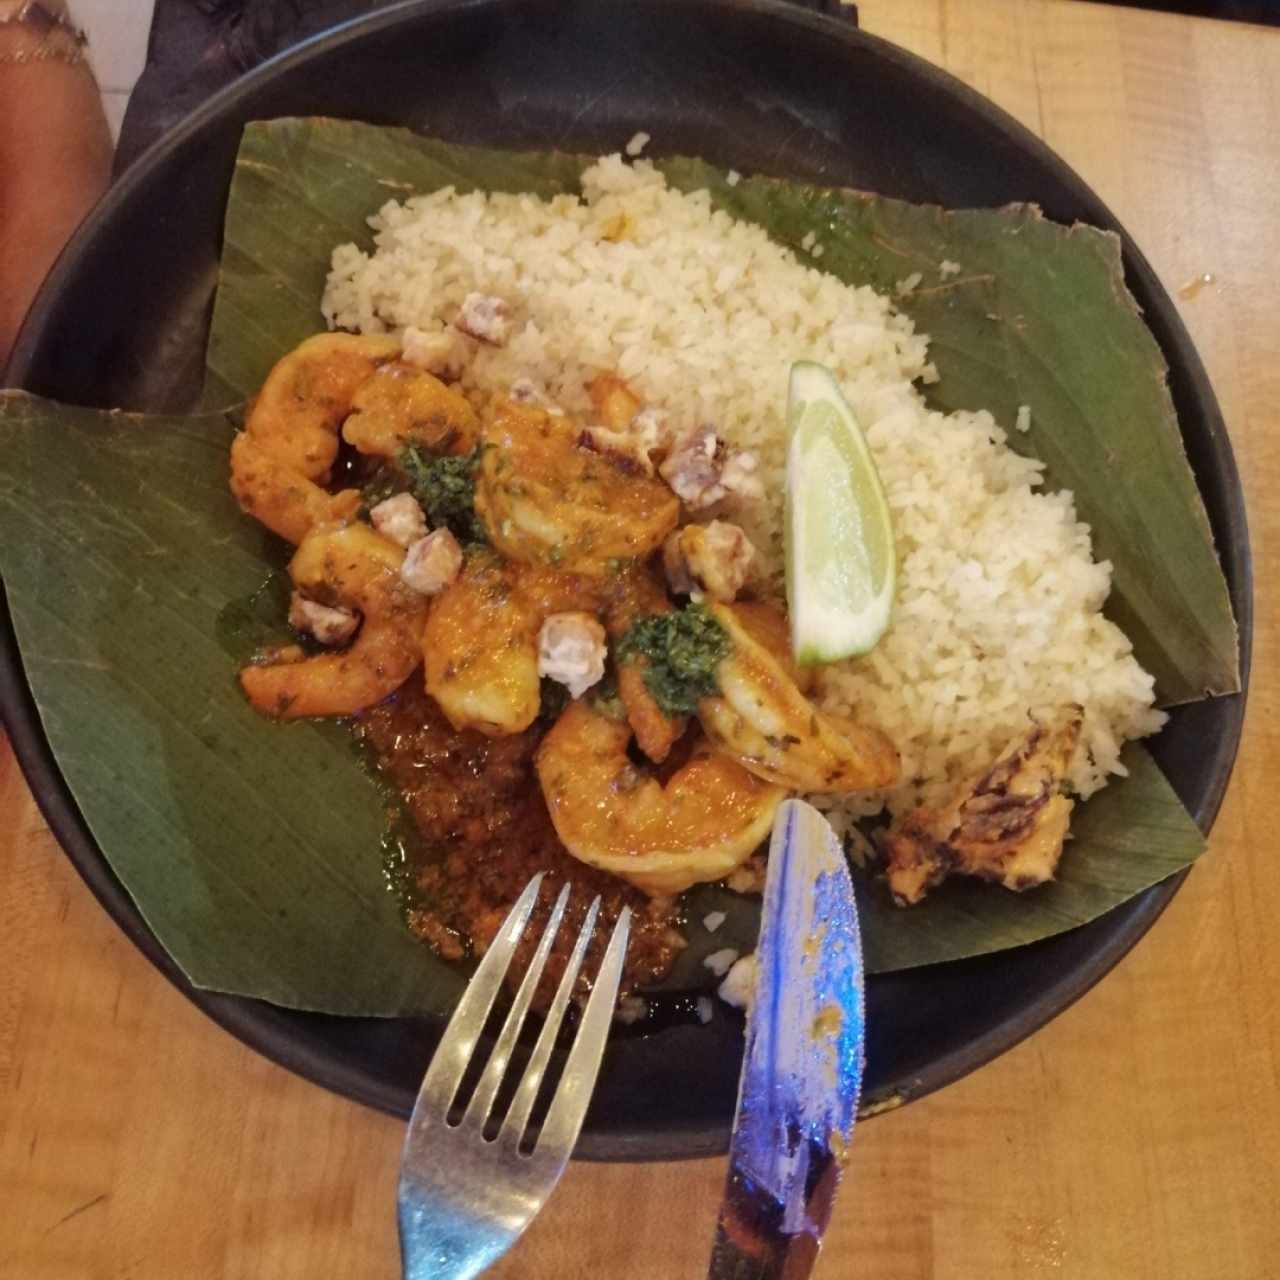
[3,1,1277,1276]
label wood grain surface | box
[2,2,1277,1276]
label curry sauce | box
[355,674,687,998]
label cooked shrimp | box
[474,398,679,574]
[511,562,611,618]
[241,333,402,471]
[341,362,478,458]
[230,332,400,543]
[883,709,1083,905]
[696,602,899,793]
[536,699,784,896]
[423,551,543,736]
[423,553,684,758]
[728,600,814,695]
[424,556,616,736]
[605,567,688,764]
[228,434,362,545]
[240,522,428,719]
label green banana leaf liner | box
[0,119,1237,1014]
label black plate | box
[2,0,1252,1161]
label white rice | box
[322,155,1166,831]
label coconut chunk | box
[369,492,428,548]
[288,592,359,646]
[659,425,726,507]
[578,424,656,476]
[662,520,756,602]
[509,377,565,416]
[631,406,674,455]
[400,529,463,596]
[537,612,607,699]
[659,426,762,509]
[454,293,512,346]
[720,449,764,500]
[615,994,649,1025]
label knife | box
[708,798,866,1280]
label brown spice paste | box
[355,673,686,998]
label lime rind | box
[785,361,895,664]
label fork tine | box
[414,873,545,1117]
[461,881,572,1132]
[535,906,631,1156]
[497,894,601,1152]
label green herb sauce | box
[618,603,732,715]
[388,444,488,545]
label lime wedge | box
[785,361,895,664]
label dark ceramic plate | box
[2,0,1251,1161]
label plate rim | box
[0,0,1254,1162]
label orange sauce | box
[355,673,685,998]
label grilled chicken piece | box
[883,708,1084,905]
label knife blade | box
[708,798,865,1280]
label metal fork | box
[398,874,631,1280]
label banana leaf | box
[0,118,1234,1011]
[0,392,458,1014]
[0,393,1206,991]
